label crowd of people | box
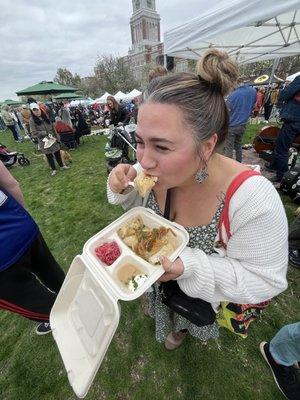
[0,95,139,175]
[0,51,299,399]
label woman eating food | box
[107,49,288,350]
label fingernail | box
[159,256,164,263]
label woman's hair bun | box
[196,49,238,96]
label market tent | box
[114,91,127,101]
[125,89,142,99]
[164,0,300,65]
[53,92,85,100]
[16,81,77,96]
[69,98,94,107]
[286,71,300,81]
[94,92,112,104]
[3,99,23,106]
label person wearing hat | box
[29,103,69,176]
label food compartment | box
[116,212,184,265]
[89,233,130,268]
[112,254,153,294]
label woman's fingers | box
[157,256,184,282]
[108,164,137,193]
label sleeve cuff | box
[176,246,204,280]
[106,180,135,204]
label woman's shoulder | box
[230,173,283,215]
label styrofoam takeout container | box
[50,207,189,398]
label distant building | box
[123,1,191,81]
[125,0,164,80]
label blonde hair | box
[148,65,168,82]
[144,49,238,148]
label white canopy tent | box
[125,89,142,99]
[94,92,112,104]
[114,91,127,101]
[69,98,94,107]
[164,0,300,65]
[286,71,300,81]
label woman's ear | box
[202,133,218,161]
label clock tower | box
[128,0,163,80]
[130,0,160,48]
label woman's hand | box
[158,256,184,282]
[108,163,137,194]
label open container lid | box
[50,255,120,398]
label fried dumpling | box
[134,171,158,197]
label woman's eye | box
[156,145,170,151]
[136,141,144,147]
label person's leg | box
[265,104,273,122]
[45,153,56,170]
[8,125,19,141]
[233,125,246,163]
[260,323,300,399]
[29,231,65,294]
[273,121,300,181]
[270,322,300,366]
[223,127,236,159]
[14,123,23,141]
[53,150,64,168]
[0,238,61,323]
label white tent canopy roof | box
[94,92,112,104]
[164,0,300,65]
[126,89,142,99]
[114,91,127,101]
[286,71,300,81]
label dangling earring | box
[195,166,209,184]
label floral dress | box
[146,191,224,343]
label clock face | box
[147,0,152,7]
[135,0,140,9]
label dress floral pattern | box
[146,190,224,343]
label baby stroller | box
[105,125,136,174]
[0,143,30,168]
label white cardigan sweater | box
[107,175,288,305]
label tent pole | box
[269,57,280,90]
[261,58,280,122]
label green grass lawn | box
[0,127,299,400]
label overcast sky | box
[0,0,219,101]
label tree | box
[79,76,103,99]
[54,68,81,88]
[94,55,139,94]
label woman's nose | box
[137,148,157,170]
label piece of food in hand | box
[95,241,121,265]
[148,241,175,265]
[134,171,158,197]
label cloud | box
[0,0,216,100]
